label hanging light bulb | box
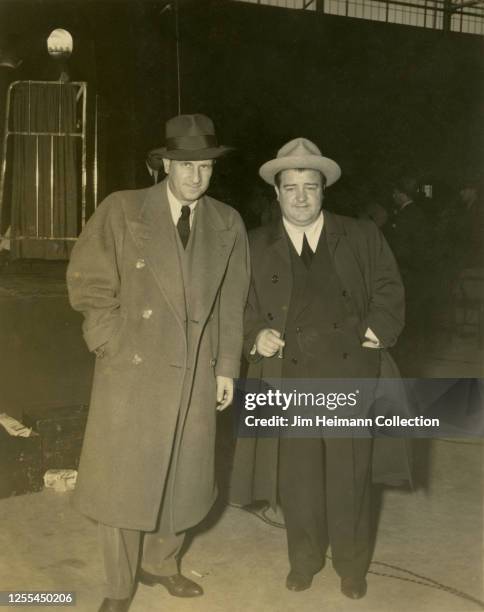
[46,29,73,82]
[47,29,73,59]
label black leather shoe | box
[341,577,367,599]
[138,569,203,597]
[285,571,313,592]
[98,598,131,612]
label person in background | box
[384,176,431,372]
[446,177,483,270]
[136,148,166,187]
[358,199,389,228]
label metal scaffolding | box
[0,81,88,254]
[233,0,484,34]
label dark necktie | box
[300,233,313,269]
[177,205,191,248]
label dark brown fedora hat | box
[152,114,232,161]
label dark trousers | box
[99,525,184,599]
[278,437,372,579]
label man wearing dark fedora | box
[230,138,406,600]
[67,114,250,612]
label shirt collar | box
[282,212,324,255]
[166,183,197,226]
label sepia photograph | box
[0,0,482,610]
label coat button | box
[210,358,217,367]
[132,353,143,365]
[142,309,153,319]
[271,274,279,283]
[267,313,274,321]
[136,258,146,269]
[296,327,302,334]
[93,346,105,358]
[341,290,347,297]
[333,322,340,329]
[291,358,298,364]
[343,352,349,359]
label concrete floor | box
[0,335,483,611]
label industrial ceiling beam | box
[451,0,484,10]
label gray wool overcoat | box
[67,180,250,532]
[230,211,412,509]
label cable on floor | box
[240,503,484,610]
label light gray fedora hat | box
[259,137,341,186]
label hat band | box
[165,134,218,151]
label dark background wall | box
[178,1,483,214]
[1,0,482,212]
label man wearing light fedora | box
[230,138,405,599]
[67,114,250,612]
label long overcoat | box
[67,180,250,532]
[230,211,411,509]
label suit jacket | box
[244,211,404,365]
[230,211,409,508]
[67,179,250,531]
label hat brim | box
[150,145,233,161]
[259,155,341,187]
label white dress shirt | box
[167,183,197,228]
[282,213,324,255]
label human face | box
[275,169,324,227]
[163,159,214,204]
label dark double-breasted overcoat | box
[230,211,411,509]
[67,180,250,532]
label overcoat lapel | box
[264,220,293,330]
[324,209,369,309]
[188,199,236,323]
[322,209,342,258]
[268,219,291,269]
[126,181,186,330]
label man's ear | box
[162,158,171,174]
